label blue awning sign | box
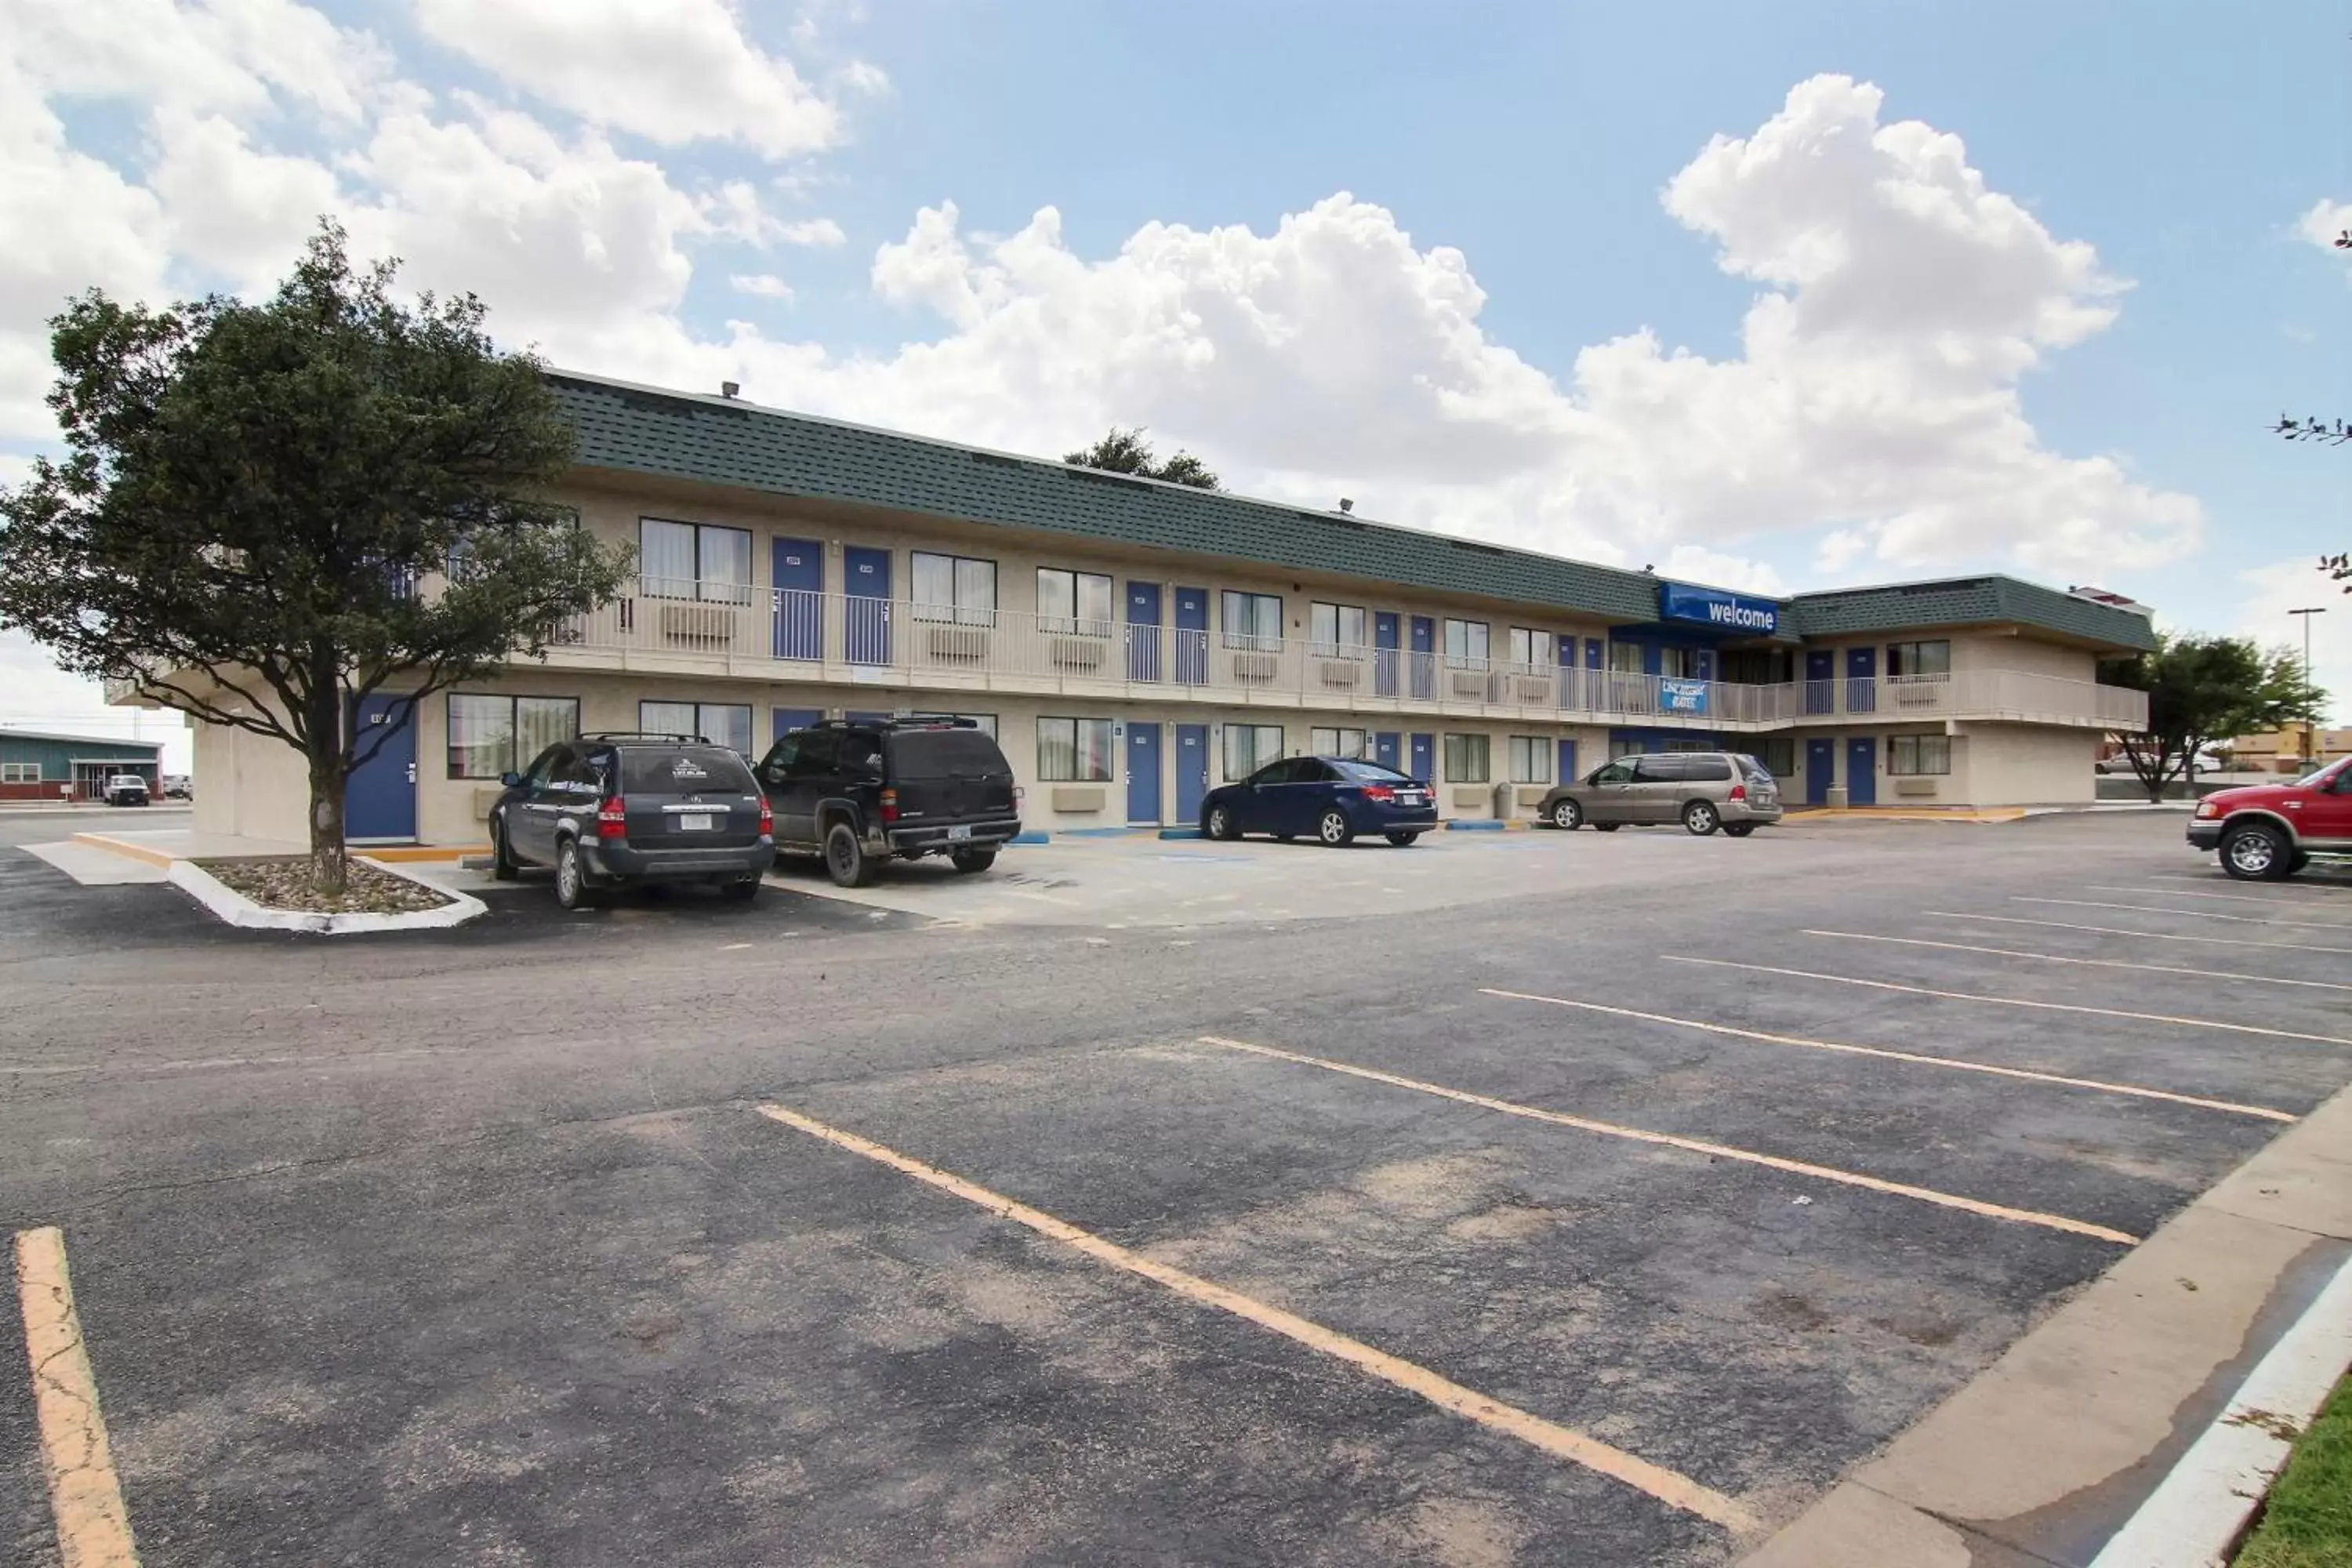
[1661,679,1709,714]
[1660,582,1780,635]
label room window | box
[951,713,998,739]
[1308,727,1368,759]
[913,552,998,626]
[640,701,754,757]
[1,762,38,783]
[1660,647,1699,680]
[1755,738,1797,777]
[1036,568,1114,637]
[1609,642,1645,673]
[1221,591,1283,652]
[1887,640,1951,677]
[1443,733,1491,782]
[1889,734,1951,775]
[1444,619,1490,670]
[1609,737,1646,760]
[446,694,580,779]
[1224,724,1283,780]
[1507,628,1547,671]
[1037,717,1114,782]
[639,518,752,604]
[1507,736,1552,785]
[1310,602,1367,657]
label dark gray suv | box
[489,733,773,909]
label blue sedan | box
[1200,756,1439,846]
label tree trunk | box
[310,763,347,895]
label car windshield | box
[888,730,1010,779]
[619,746,757,794]
[1332,760,1413,782]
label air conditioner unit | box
[927,625,989,661]
[1049,636,1107,670]
[1449,670,1490,700]
[659,602,734,645]
[1232,652,1279,683]
[1508,675,1550,705]
[1894,682,1947,709]
[1317,659,1361,688]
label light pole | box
[2288,607,2326,760]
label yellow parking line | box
[1192,1036,2138,1246]
[1925,909,2352,956]
[1661,957,2352,1047]
[2017,898,2350,933]
[1479,988,2293,1121]
[1801,930,2352,994]
[754,1102,1755,1533]
[14,1227,139,1568]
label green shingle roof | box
[547,371,2157,654]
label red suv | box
[2187,757,2352,880]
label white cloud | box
[147,111,341,291]
[412,0,841,159]
[775,216,846,248]
[730,272,793,300]
[2238,559,2350,725]
[1656,545,1787,597]
[1,0,389,123]
[2296,197,2350,267]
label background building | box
[141,372,2157,845]
[0,728,164,801]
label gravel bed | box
[196,856,455,915]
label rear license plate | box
[1399,791,1425,804]
[947,825,972,841]
[680,813,713,832]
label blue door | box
[1557,738,1580,786]
[1806,738,1835,805]
[1127,722,1163,824]
[1409,732,1434,783]
[1410,618,1436,700]
[1372,731,1401,770]
[844,710,894,726]
[771,538,823,659]
[1846,645,1877,713]
[1175,724,1210,823]
[1174,586,1209,684]
[346,693,417,841]
[1374,612,1399,698]
[1127,583,1163,682]
[772,707,822,747]
[1806,649,1836,715]
[1847,738,1878,805]
[845,546,891,664]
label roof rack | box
[580,731,708,744]
[801,714,978,731]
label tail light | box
[1363,784,1396,803]
[1729,782,1747,801]
[758,798,773,836]
[597,796,627,838]
[880,786,900,823]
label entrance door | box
[1557,738,1580,785]
[845,546,891,664]
[1805,649,1835,715]
[1846,646,1877,714]
[1409,732,1434,783]
[1373,731,1401,771]
[1174,724,1210,824]
[771,538,823,659]
[346,693,417,841]
[1410,618,1436,700]
[1127,583,1163,682]
[1374,613,1399,698]
[1174,586,1209,684]
[1127,722,1163,825]
[1846,737,1878,805]
[1806,738,1835,805]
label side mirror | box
[499,771,522,788]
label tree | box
[1063,426,1221,489]
[2103,633,2328,800]
[0,223,631,895]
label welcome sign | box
[1660,582,1781,636]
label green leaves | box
[2107,632,2331,799]
[1062,426,1222,489]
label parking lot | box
[4,811,2349,1565]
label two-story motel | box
[170,371,2156,847]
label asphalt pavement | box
[2,811,2347,1566]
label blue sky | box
[2,0,2347,760]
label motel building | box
[140,372,2156,848]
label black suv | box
[489,733,773,909]
[756,716,1021,887]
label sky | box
[2,0,2347,772]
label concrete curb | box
[68,830,176,868]
[1741,1083,2352,1568]
[166,856,486,935]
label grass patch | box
[2237,1372,2352,1567]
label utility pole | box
[2288,607,2325,761]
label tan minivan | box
[1539,751,1783,837]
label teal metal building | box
[0,728,164,801]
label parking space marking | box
[1479,989,2294,1121]
[2016,897,2351,933]
[14,1226,139,1568]
[1926,909,2352,956]
[1193,1036,2139,1245]
[2104,884,2347,908]
[1661,957,2352,1047]
[752,1102,1755,1533]
[1801,930,2352,994]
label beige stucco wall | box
[191,710,310,843]
[1951,633,2098,682]
[1958,723,2098,806]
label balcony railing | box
[537,583,2149,732]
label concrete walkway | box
[70,826,307,869]
[20,840,169,884]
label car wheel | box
[1682,800,1720,837]
[554,839,597,909]
[720,877,760,902]
[825,821,877,887]
[2290,851,2311,875]
[950,848,997,874]
[1550,798,1583,830]
[1593,822,1621,833]
[1205,804,1239,841]
[1722,822,1756,838]
[1318,809,1355,848]
[2220,822,2290,881]
[1385,831,1419,847]
[490,817,519,880]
